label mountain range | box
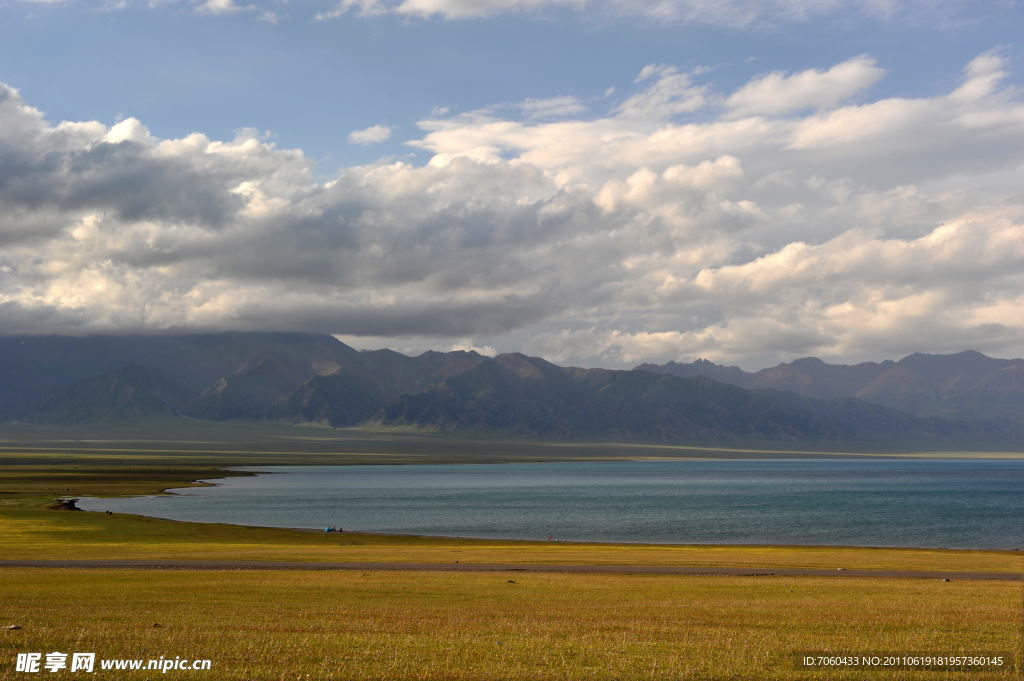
[1,333,1021,444]
[636,351,1024,423]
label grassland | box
[1,569,1020,680]
[2,423,1022,679]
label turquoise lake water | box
[78,459,1024,549]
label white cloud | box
[391,0,584,19]
[593,156,746,213]
[348,124,393,145]
[725,55,885,117]
[310,0,986,25]
[447,339,497,356]
[614,65,708,119]
[315,0,385,20]
[519,96,587,120]
[194,0,255,14]
[950,50,1007,102]
[332,334,495,356]
[2,51,1024,368]
[104,118,153,144]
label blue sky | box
[5,1,1021,173]
[2,1,1024,369]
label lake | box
[78,459,1024,549]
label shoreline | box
[71,500,1024,555]
[67,458,1023,555]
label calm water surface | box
[79,459,1024,549]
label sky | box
[1,0,1024,370]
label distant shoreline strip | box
[0,560,1019,580]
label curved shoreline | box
[73,460,1024,553]
[72,499,1024,555]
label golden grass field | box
[1,569,1020,680]
[2,431,1023,679]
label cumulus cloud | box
[2,51,1024,368]
[348,124,393,145]
[725,55,885,117]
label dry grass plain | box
[1,568,1020,680]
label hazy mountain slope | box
[636,350,1024,423]
[0,335,186,419]
[895,350,1019,386]
[372,354,1010,442]
[23,364,189,425]
[848,353,1024,419]
[10,334,489,426]
[258,350,488,427]
[854,366,941,414]
[636,356,898,398]
[182,376,264,422]
[415,350,488,379]
[181,349,346,420]
[144,333,363,398]
[354,349,485,394]
[747,357,894,398]
[7,333,371,423]
[944,364,1024,422]
[372,355,592,436]
[260,368,400,427]
[633,358,765,387]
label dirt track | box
[0,559,1019,579]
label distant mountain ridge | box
[370,353,1006,442]
[2,333,1021,443]
[636,350,1024,423]
[9,333,487,428]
